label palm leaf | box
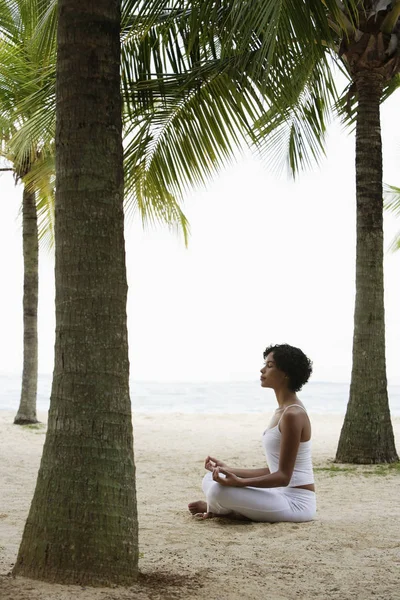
[2,0,362,241]
[384,184,400,252]
[252,52,338,177]
[123,68,265,225]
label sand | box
[0,410,399,600]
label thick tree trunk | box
[336,71,398,464]
[13,0,139,585]
[14,185,39,425]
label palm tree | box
[327,1,399,463]
[12,0,139,584]
[259,1,400,463]
[0,1,56,425]
[0,0,190,427]
[119,0,399,463]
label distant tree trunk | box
[13,0,139,586]
[336,71,398,464]
[14,185,39,425]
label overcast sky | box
[1,92,399,384]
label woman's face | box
[260,352,287,389]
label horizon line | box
[1,373,400,386]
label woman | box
[188,343,316,522]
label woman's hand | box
[212,467,243,487]
[204,456,227,472]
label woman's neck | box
[274,388,299,409]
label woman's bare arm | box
[226,466,270,478]
[210,411,302,488]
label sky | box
[0,93,399,384]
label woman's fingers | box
[212,467,226,481]
[206,456,229,473]
[205,456,218,470]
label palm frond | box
[252,52,337,177]
[32,0,57,61]
[0,0,56,250]
[381,73,400,103]
[123,67,264,223]
[0,0,19,41]
[335,71,400,132]
[384,183,400,252]
[6,72,56,164]
[22,150,56,251]
[3,0,365,241]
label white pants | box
[202,472,316,522]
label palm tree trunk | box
[14,185,39,425]
[335,70,398,464]
[12,0,139,585]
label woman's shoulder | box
[282,404,308,416]
[280,405,309,428]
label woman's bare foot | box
[188,501,250,521]
[188,501,207,515]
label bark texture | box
[336,70,398,463]
[13,0,139,585]
[14,185,39,425]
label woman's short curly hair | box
[263,343,313,392]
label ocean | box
[0,374,400,415]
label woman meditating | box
[188,343,316,522]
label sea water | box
[0,374,399,415]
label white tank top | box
[262,405,314,487]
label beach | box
[1,410,399,600]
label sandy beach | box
[0,410,399,600]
